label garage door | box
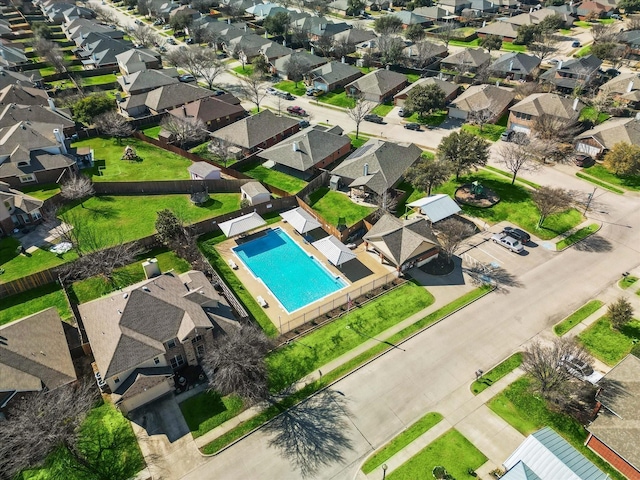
[511,124,530,134]
[448,107,467,120]
[575,142,601,157]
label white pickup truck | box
[491,232,524,253]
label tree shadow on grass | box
[264,389,354,478]
[570,234,613,253]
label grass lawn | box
[0,283,72,326]
[23,402,145,480]
[598,18,615,24]
[69,248,191,304]
[387,429,487,480]
[406,73,420,83]
[578,316,640,365]
[575,172,625,194]
[0,236,78,284]
[448,38,481,47]
[348,133,370,148]
[273,80,306,96]
[318,88,355,109]
[560,28,573,34]
[362,412,443,474]
[620,275,638,289]
[433,170,583,240]
[20,183,61,200]
[501,43,527,52]
[470,352,523,395]
[236,161,307,194]
[307,187,375,227]
[40,66,57,76]
[189,141,238,167]
[554,300,604,336]
[574,45,592,57]
[556,223,599,250]
[232,65,254,76]
[141,124,162,139]
[582,164,640,191]
[406,109,447,126]
[489,376,624,480]
[73,137,192,182]
[574,20,593,28]
[81,74,117,86]
[371,102,394,117]
[579,106,610,124]
[180,391,244,438]
[461,123,507,142]
[60,193,240,249]
[267,282,434,391]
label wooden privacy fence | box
[92,179,253,195]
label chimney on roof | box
[557,59,563,69]
[508,60,513,71]
[628,80,634,93]
[47,97,56,111]
[482,20,486,27]
[53,128,67,154]
[496,79,499,86]
[341,56,345,63]
[292,141,299,151]
[572,97,579,111]
[529,7,533,12]
[363,162,369,176]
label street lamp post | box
[382,464,388,479]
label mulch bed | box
[455,184,500,208]
[420,256,455,276]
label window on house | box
[19,174,35,183]
[154,357,160,364]
[32,211,42,220]
[191,334,203,344]
[196,344,205,357]
[167,338,177,349]
[170,355,185,369]
[114,377,120,383]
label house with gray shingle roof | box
[0,103,75,136]
[117,68,179,95]
[258,41,293,63]
[0,181,44,235]
[188,162,221,180]
[116,49,161,75]
[119,82,218,116]
[413,6,451,20]
[258,125,351,176]
[79,270,239,414]
[307,60,362,92]
[211,109,300,155]
[0,44,29,68]
[508,93,582,135]
[441,48,491,73]
[392,10,432,27]
[477,20,520,42]
[0,308,77,410]
[345,69,408,103]
[331,139,421,196]
[540,55,602,93]
[449,84,515,121]
[394,77,460,107]
[586,354,640,479]
[167,95,246,131]
[491,52,541,80]
[272,51,328,79]
[599,72,640,108]
[575,117,640,157]
[363,214,440,272]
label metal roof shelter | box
[502,427,609,480]
[406,194,461,223]
[280,207,322,234]
[218,212,266,238]
[312,235,356,266]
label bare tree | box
[522,338,592,400]
[433,217,476,264]
[530,114,582,162]
[240,73,268,112]
[377,35,405,66]
[201,323,274,404]
[591,22,620,43]
[165,47,224,88]
[531,186,573,228]
[206,138,235,167]
[34,37,67,73]
[409,41,441,70]
[627,14,640,31]
[130,23,158,47]
[529,31,559,62]
[93,5,120,27]
[590,87,614,123]
[436,22,457,48]
[346,94,374,139]
[496,137,541,184]
[608,297,634,330]
[284,56,310,87]
[94,111,133,144]
[161,116,208,148]
[60,173,95,207]
[313,35,334,58]
[468,98,499,132]
[59,240,142,284]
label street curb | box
[198,285,495,458]
[555,222,602,252]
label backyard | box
[307,187,375,226]
[190,142,238,167]
[72,137,192,182]
[236,161,307,194]
[0,283,72,326]
[20,183,61,201]
[578,316,640,365]
[0,236,78,284]
[60,193,240,249]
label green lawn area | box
[141,124,162,139]
[23,402,145,480]
[81,74,117,86]
[576,172,625,194]
[501,43,527,52]
[582,164,640,191]
[579,106,610,124]
[40,66,57,76]
[189,141,238,167]
[406,109,448,126]
[461,123,507,142]
[371,102,394,117]
[69,248,191,304]
[488,376,625,480]
[560,28,573,35]
[60,193,240,249]
[448,38,481,47]
[0,283,72,326]
[598,18,615,24]
[620,275,638,289]
[362,412,443,474]
[433,170,583,240]
[273,80,306,96]
[236,161,307,194]
[574,20,593,28]
[267,282,434,391]
[348,133,370,149]
[317,88,355,108]
[20,183,61,200]
[578,316,640,365]
[180,391,244,438]
[387,429,487,480]
[554,300,604,336]
[556,223,599,250]
[73,137,192,182]
[0,236,78,284]
[574,45,592,57]
[471,352,523,395]
[406,73,420,83]
[232,65,254,76]
[307,187,375,227]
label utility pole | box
[584,186,597,215]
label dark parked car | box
[574,154,595,167]
[299,120,310,128]
[213,90,226,96]
[364,114,384,124]
[503,226,531,244]
[404,122,421,131]
[178,74,195,83]
[571,40,581,48]
[186,38,194,44]
[287,106,306,116]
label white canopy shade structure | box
[312,235,356,267]
[218,212,266,238]
[280,207,322,234]
[407,194,461,223]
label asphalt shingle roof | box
[345,69,407,97]
[491,52,541,75]
[212,110,299,149]
[509,93,582,120]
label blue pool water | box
[233,228,347,313]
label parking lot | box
[459,223,557,279]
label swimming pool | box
[232,228,347,313]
